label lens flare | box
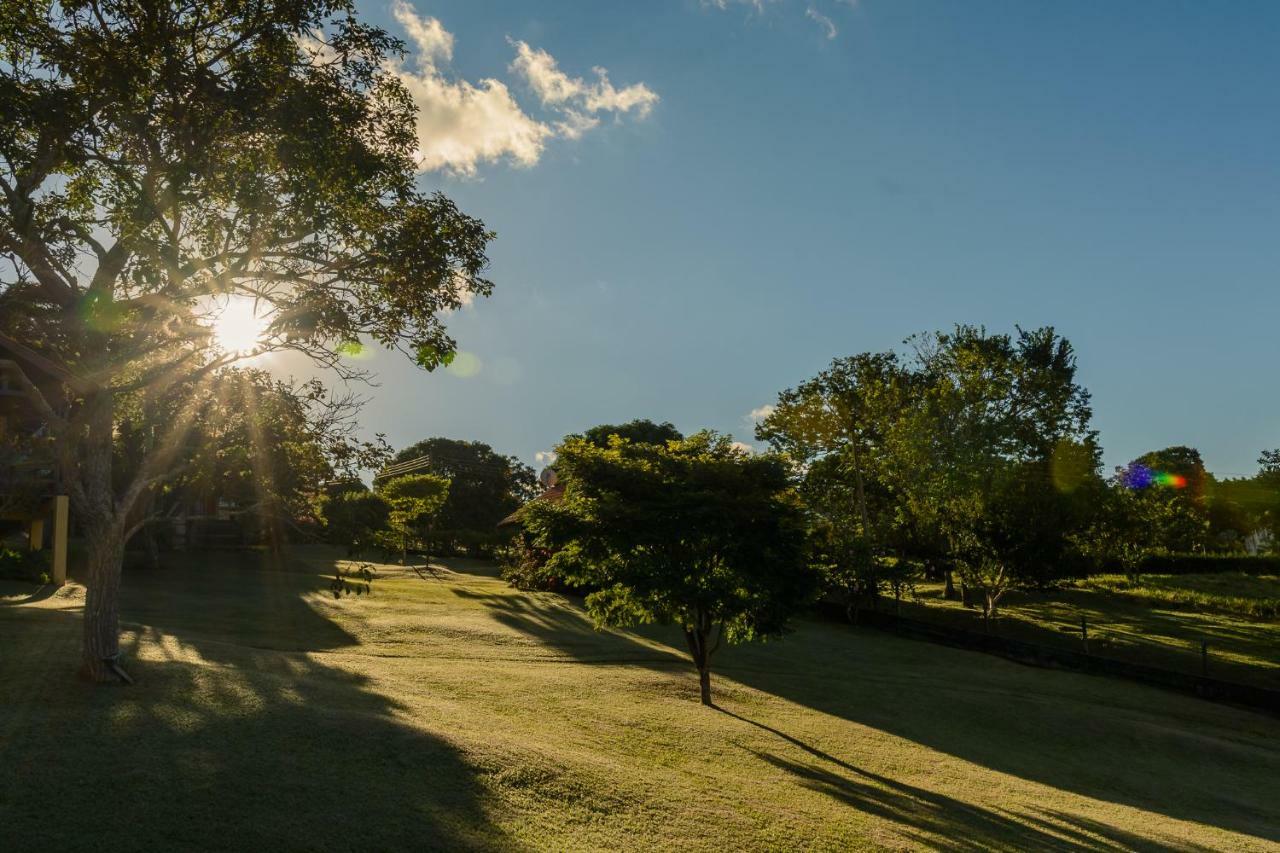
[1120,464,1187,490]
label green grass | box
[2,548,1278,851]
[902,579,1280,690]
[1075,572,1280,620]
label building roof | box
[497,485,565,527]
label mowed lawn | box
[2,549,1278,851]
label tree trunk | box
[80,518,126,682]
[944,568,958,601]
[76,389,130,683]
[684,617,714,706]
[142,522,161,570]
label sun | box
[211,296,270,354]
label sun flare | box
[211,297,270,354]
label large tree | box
[894,328,1097,609]
[0,0,493,680]
[387,437,536,549]
[524,432,816,706]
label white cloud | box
[747,404,776,424]
[806,7,837,39]
[388,2,656,176]
[509,40,659,121]
[396,5,454,64]
[730,441,757,455]
[535,450,558,465]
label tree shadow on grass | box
[444,566,1280,845]
[0,559,507,851]
[720,706,1188,851]
[449,586,689,667]
[713,621,1280,844]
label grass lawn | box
[1075,573,1280,621]
[2,548,1278,851]
[898,578,1280,690]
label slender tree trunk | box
[80,518,126,681]
[143,523,160,570]
[684,614,714,706]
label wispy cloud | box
[389,1,657,176]
[746,403,776,425]
[535,450,558,465]
[806,7,838,40]
[707,0,853,40]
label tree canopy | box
[523,431,816,706]
[578,419,683,448]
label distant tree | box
[524,432,816,706]
[390,438,536,551]
[579,419,683,448]
[756,353,909,544]
[321,491,392,559]
[376,474,450,564]
[1118,447,1210,552]
[886,327,1098,605]
[949,458,1095,623]
[0,0,493,680]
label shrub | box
[0,548,51,583]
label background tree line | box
[499,329,1280,704]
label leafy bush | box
[498,536,573,592]
[1094,553,1280,576]
[0,548,51,583]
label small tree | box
[525,432,817,706]
[376,474,450,564]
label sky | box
[284,0,1280,478]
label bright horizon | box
[279,0,1279,479]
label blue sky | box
[313,0,1280,477]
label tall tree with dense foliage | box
[389,438,536,551]
[756,353,909,543]
[578,419,683,448]
[901,324,1100,604]
[0,0,493,680]
[524,432,816,706]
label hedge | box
[1096,553,1280,576]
